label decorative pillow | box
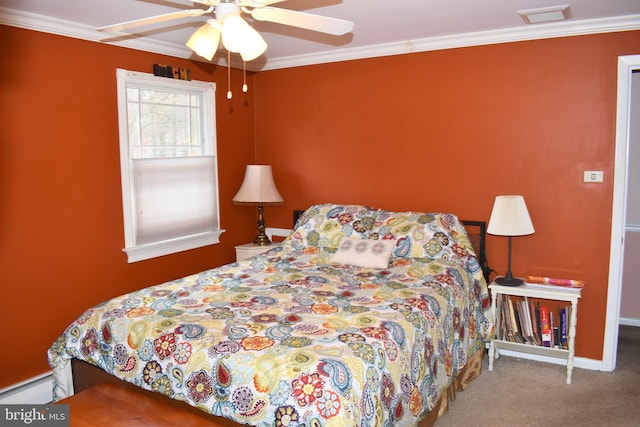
[330,237,396,269]
[289,203,380,250]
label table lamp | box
[232,165,284,245]
[487,195,535,286]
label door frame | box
[604,54,640,371]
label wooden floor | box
[60,382,236,426]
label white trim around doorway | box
[604,54,640,371]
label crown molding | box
[2,7,639,72]
[0,7,217,64]
[263,14,640,70]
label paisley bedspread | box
[48,204,493,427]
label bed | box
[48,203,493,426]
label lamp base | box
[253,232,271,246]
[494,276,524,286]
[253,203,271,246]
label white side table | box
[488,282,582,384]
[235,242,281,261]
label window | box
[116,69,223,262]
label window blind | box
[132,156,218,245]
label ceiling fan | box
[98,0,355,62]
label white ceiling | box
[1,0,639,71]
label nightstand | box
[488,281,582,384]
[235,242,281,261]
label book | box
[508,297,525,344]
[550,310,556,347]
[528,299,542,346]
[560,305,569,350]
[525,276,584,292]
[540,306,551,347]
[519,299,536,345]
[515,301,528,344]
[501,295,513,342]
[523,297,541,346]
[535,302,542,339]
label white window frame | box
[116,68,224,263]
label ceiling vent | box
[518,5,571,24]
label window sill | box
[124,229,226,263]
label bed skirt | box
[419,348,484,426]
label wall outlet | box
[584,171,604,183]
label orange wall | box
[2,24,639,388]
[0,26,264,387]
[253,31,640,361]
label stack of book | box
[524,276,585,293]
[494,294,575,349]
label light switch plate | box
[584,171,604,183]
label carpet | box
[435,325,640,427]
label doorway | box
[605,55,640,371]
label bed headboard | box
[459,219,493,283]
[292,209,492,283]
[293,209,305,228]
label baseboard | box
[0,371,53,404]
[619,317,640,327]
[495,349,605,371]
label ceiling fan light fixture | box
[215,0,241,22]
[186,19,221,61]
[220,14,267,61]
[239,30,268,61]
[221,15,251,52]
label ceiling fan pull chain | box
[227,51,233,99]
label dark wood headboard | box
[292,210,492,283]
[293,209,305,227]
[460,220,493,283]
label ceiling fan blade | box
[98,8,210,33]
[189,0,287,7]
[252,0,288,5]
[250,7,354,36]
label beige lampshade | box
[221,15,267,61]
[233,165,283,205]
[185,20,220,61]
[238,30,268,61]
[487,195,535,236]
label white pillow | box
[331,238,396,269]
